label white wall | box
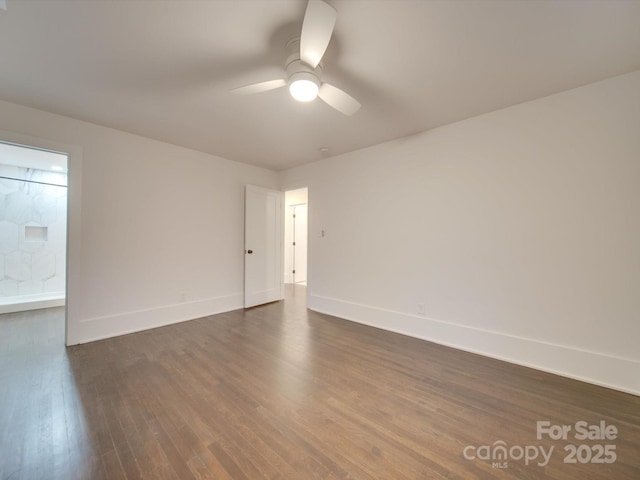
[280,70,640,395]
[0,99,278,344]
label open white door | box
[244,185,283,308]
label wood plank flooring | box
[1,285,639,479]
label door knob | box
[247,249,253,254]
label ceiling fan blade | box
[300,0,337,68]
[318,83,361,116]
[231,79,287,95]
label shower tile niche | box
[25,225,48,242]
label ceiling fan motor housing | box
[285,37,322,85]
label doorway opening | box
[0,141,68,314]
[284,187,308,286]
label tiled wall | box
[0,165,67,301]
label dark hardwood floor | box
[1,285,639,479]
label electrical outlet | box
[417,303,425,315]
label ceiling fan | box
[231,0,361,116]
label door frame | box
[282,186,309,290]
[244,184,310,306]
[0,129,83,346]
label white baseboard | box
[309,294,640,396]
[0,294,66,314]
[68,293,243,345]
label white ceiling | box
[1,0,639,171]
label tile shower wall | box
[0,164,67,300]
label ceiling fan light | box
[289,72,319,102]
